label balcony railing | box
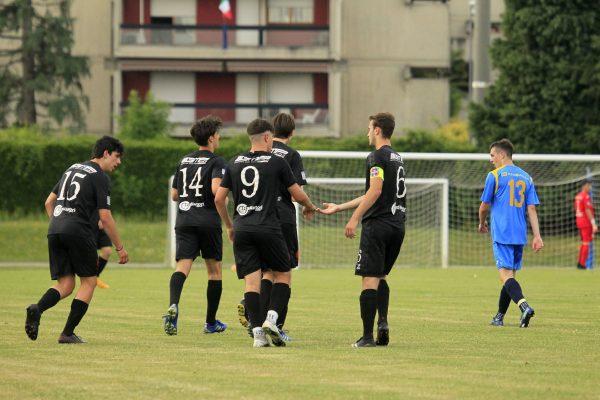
[120,102,329,126]
[120,24,329,48]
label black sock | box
[277,288,291,328]
[169,271,187,305]
[498,286,511,315]
[37,288,61,313]
[62,299,89,336]
[360,289,377,339]
[268,283,291,318]
[504,278,525,305]
[97,257,108,276]
[259,279,273,322]
[205,280,222,325]
[244,291,261,329]
[377,279,390,324]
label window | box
[268,0,313,24]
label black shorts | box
[280,223,299,268]
[175,225,223,261]
[355,219,405,277]
[96,229,112,249]
[48,233,98,280]
[233,230,290,279]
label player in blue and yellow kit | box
[479,139,543,328]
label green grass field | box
[1,267,599,399]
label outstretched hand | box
[303,206,318,220]
[320,203,339,215]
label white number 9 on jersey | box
[241,166,259,198]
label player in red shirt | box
[575,179,597,269]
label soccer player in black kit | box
[238,113,308,341]
[27,136,129,344]
[321,112,406,348]
[215,118,319,347]
[163,115,228,336]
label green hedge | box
[0,129,475,217]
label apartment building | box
[70,0,503,136]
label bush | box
[118,91,172,140]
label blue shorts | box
[492,242,524,270]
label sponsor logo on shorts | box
[236,203,263,216]
[355,249,362,270]
[53,205,76,217]
[179,201,205,211]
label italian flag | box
[219,0,233,20]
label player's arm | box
[288,183,318,219]
[212,177,222,196]
[215,186,233,241]
[344,178,383,238]
[44,192,57,219]
[527,205,544,252]
[171,188,178,202]
[320,195,365,215]
[478,202,491,233]
[585,207,598,233]
[98,208,128,264]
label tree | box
[470,0,600,153]
[118,90,172,140]
[0,0,89,130]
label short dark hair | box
[369,112,395,138]
[190,115,222,146]
[92,136,124,158]
[247,118,274,136]
[273,113,295,139]
[582,178,593,187]
[490,138,514,158]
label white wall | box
[150,72,195,123]
[236,74,259,123]
[236,0,260,46]
[267,74,312,102]
[151,0,196,17]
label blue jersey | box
[480,164,540,245]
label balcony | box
[116,24,331,60]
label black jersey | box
[221,151,296,233]
[172,150,226,228]
[362,145,406,225]
[271,141,308,224]
[48,161,111,237]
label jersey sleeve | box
[171,164,180,189]
[525,179,541,206]
[480,173,495,203]
[212,157,226,179]
[51,182,59,195]
[290,151,308,186]
[368,152,385,181]
[278,158,297,188]
[94,173,111,210]
[220,164,232,189]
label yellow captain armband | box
[370,167,384,180]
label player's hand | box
[226,227,234,242]
[302,206,317,220]
[478,221,488,233]
[320,203,339,215]
[593,225,598,234]
[116,247,129,264]
[345,218,358,239]
[531,236,544,253]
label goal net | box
[167,152,600,269]
[298,151,600,268]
